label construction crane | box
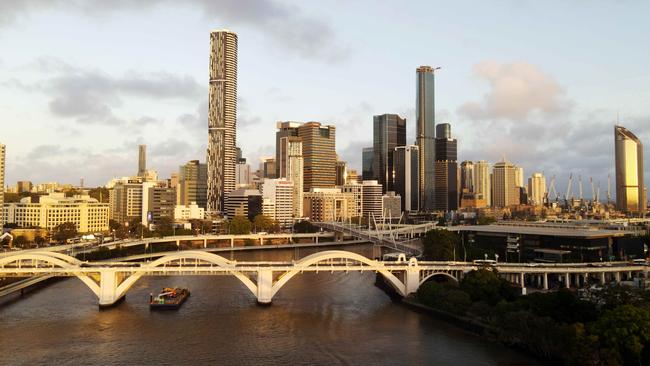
[578,175,583,201]
[607,174,612,204]
[548,175,559,203]
[565,173,574,204]
[590,177,596,202]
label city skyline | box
[0,1,649,194]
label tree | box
[13,236,29,248]
[294,220,318,233]
[229,216,252,235]
[461,269,517,305]
[34,235,47,247]
[422,229,460,260]
[52,222,78,243]
[590,304,650,365]
[154,216,174,237]
[477,215,497,225]
[253,214,273,233]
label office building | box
[263,158,277,179]
[178,160,208,209]
[474,160,491,206]
[382,191,402,219]
[261,178,294,227]
[207,29,238,214]
[346,169,359,184]
[303,188,357,222]
[528,173,547,206]
[460,161,474,193]
[298,122,336,191]
[362,180,382,219]
[224,188,262,221]
[362,147,374,181]
[235,161,251,188]
[335,160,347,186]
[492,160,520,207]
[281,137,304,218]
[174,203,205,221]
[138,145,147,177]
[373,114,406,192]
[16,181,32,194]
[109,180,144,225]
[393,145,419,212]
[276,121,301,178]
[434,123,458,212]
[3,193,109,233]
[615,125,645,214]
[416,65,438,211]
[340,183,363,218]
[515,166,525,189]
[142,182,176,226]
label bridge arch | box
[0,252,100,296]
[419,272,460,286]
[114,251,258,300]
[269,250,408,300]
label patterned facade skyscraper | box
[615,125,645,214]
[207,30,238,214]
[416,66,438,211]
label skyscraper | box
[416,65,438,211]
[138,145,146,177]
[297,122,336,191]
[335,160,347,186]
[207,29,238,214]
[460,161,475,193]
[393,145,419,212]
[276,121,300,178]
[492,160,519,207]
[373,114,406,192]
[528,172,547,206]
[433,123,458,212]
[0,143,5,231]
[362,147,374,181]
[283,136,304,218]
[615,125,645,214]
[362,180,383,220]
[474,160,491,206]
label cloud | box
[0,0,349,62]
[458,61,571,121]
[8,57,203,125]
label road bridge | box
[1,251,647,308]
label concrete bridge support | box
[404,268,420,295]
[98,270,123,308]
[256,270,273,305]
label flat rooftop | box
[450,224,638,239]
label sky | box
[0,0,649,198]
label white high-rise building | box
[528,173,547,206]
[261,178,294,227]
[515,166,525,189]
[282,137,304,218]
[362,180,382,219]
[473,160,491,206]
[207,30,238,215]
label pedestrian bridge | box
[0,251,647,308]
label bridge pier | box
[543,273,548,290]
[98,270,124,308]
[256,269,273,305]
[405,268,420,295]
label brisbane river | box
[0,244,544,365]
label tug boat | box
[149,288,190,310]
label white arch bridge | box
[1,251,647,308]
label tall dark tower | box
[434,123,458,212]
[138,144,146,177]
[207,30,238,214]
[373,114,406,192]
[416,66,439,211]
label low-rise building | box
[303,188,357,222]
[3,193,109,233]
[224,188,262,221]
[174,202,205,221]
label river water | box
[0,245,544,365]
